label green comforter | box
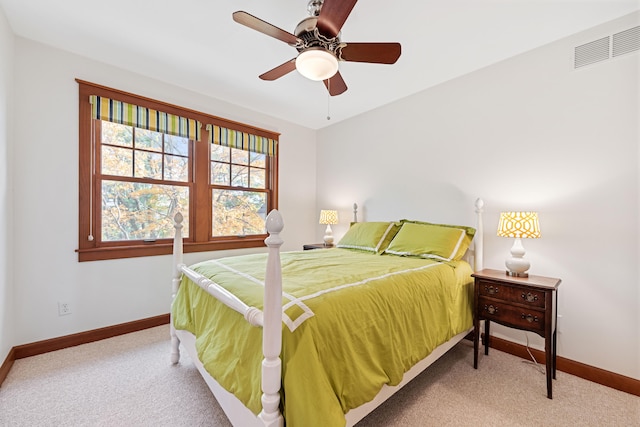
[172,248,473,426]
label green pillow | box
[385,222,474,261]
[337,222,401,253]
[400,219,476,240]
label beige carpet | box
[0,325,637,426]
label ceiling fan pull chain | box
[326,80,331,120]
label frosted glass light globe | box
[296,48,339,81]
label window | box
[99,122,191,243]
[211,145,268,237]
[77,80,279,261]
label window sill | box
[77,237,268,262]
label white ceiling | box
[1,0,638,129]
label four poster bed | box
[170,199,485,427]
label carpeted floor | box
[0,325,637,426]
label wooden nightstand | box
[303,243,334,250]
[472,268,561,399]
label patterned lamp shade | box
[497,212,541,239]
[319,210,339,225]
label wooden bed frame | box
[170,198,485,426]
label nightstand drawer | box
[478,296,545,333]
[477,279,546,308]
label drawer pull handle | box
[485,285,499,295]
[522,292,538,303]
[522,313,539,323]
[485,304,498,315]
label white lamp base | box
[505,237,530,277]
[323,225,334,246]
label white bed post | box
[353,203,358,222]
[170,212,184,365]
[259,210,285,427]
[474,198,484,271]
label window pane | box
[231,148,249,166]
[250,152,266,168]
[102,146,133,177]
[135,129,163,152]
[165,135,189,156]
[134,151,163,179]
[211,162,230,185]
[212,189,266,236]
[231,165,249,187]
[250,168,266,189]
[101,121,133,147]
[165,154,189,182]
[211,144,230,162]
[101,180,189,241]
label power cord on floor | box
[523,332,546,375]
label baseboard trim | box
[0,347,16,388]
[487,335,640,397]
[3,316,638,399]
[13,313,170,359]
[0,313,170,388]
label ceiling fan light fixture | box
[296,48,338,81]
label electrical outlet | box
[58,301,72,316]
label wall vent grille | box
[574,36,610,68]
[612,25,640,57]
[575,25,640,69]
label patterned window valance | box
[206,124,277,156]
[89,95,201,140]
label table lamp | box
[497,211,541,277]
[319,209,338,246]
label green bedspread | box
[172,248,473,427]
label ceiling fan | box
[232,0,401,96]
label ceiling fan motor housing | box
[296,27,341,54]
[294,17,318,38]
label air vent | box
[612,25,640,57]
[574,36,610,68]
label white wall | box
[0,6,14,363]
[10,38,317,345]
[317,12,639,380]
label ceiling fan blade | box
[259,59,297,81]
[323,71,348,96]
[316,0,358,38]
[339,42,401,64]
[233,11,301,46]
